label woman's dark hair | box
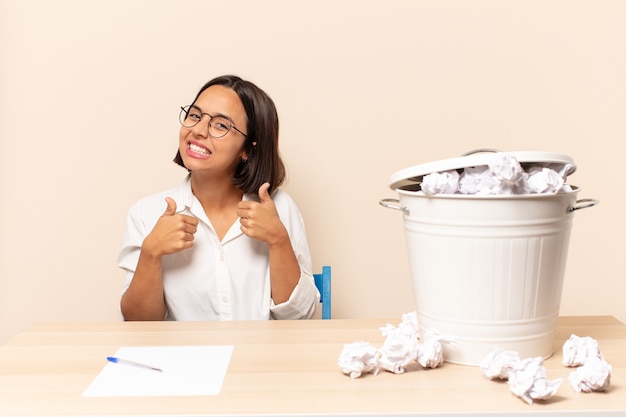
[174,75,285,195]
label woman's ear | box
[241,142,257,162]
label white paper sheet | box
[82,345,233,397]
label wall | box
[1,0,624,343]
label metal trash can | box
[380,151,597,365]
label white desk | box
[0,316,624,416]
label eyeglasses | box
[179,105,247,139]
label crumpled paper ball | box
[337,341,380,379]
[525,167,565,194]
[488,153,525,193]
[568,356,612,393]
[562,334,604,367]
[416,330,445,369]
[508,357,562,404]
[378,322,419,374]
[459,166,498,195]
[480,348,520,380]
[401,311,419,334]
[421,170,459,195]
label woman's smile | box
[186,140,211,158]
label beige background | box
[1,0,624,343]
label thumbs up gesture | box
[237,182,288,246]
[142,197,199,257]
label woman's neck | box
[189,172,244,210]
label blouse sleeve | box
[268,191,320,320]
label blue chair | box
[313,266,331,320]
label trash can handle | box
[379,198,409,214]
[568,198,599,212]
[461,148,503,156]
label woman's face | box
[179,85,249,177]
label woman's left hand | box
[237,182,289,246]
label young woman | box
[118,75,318,321]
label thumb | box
[163,197,177,216]
[258,182,272,203]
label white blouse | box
[118,176,319,321]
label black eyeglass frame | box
[179,105,248,138]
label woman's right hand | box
[142,197,198,257]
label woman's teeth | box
[189,143,209,156]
